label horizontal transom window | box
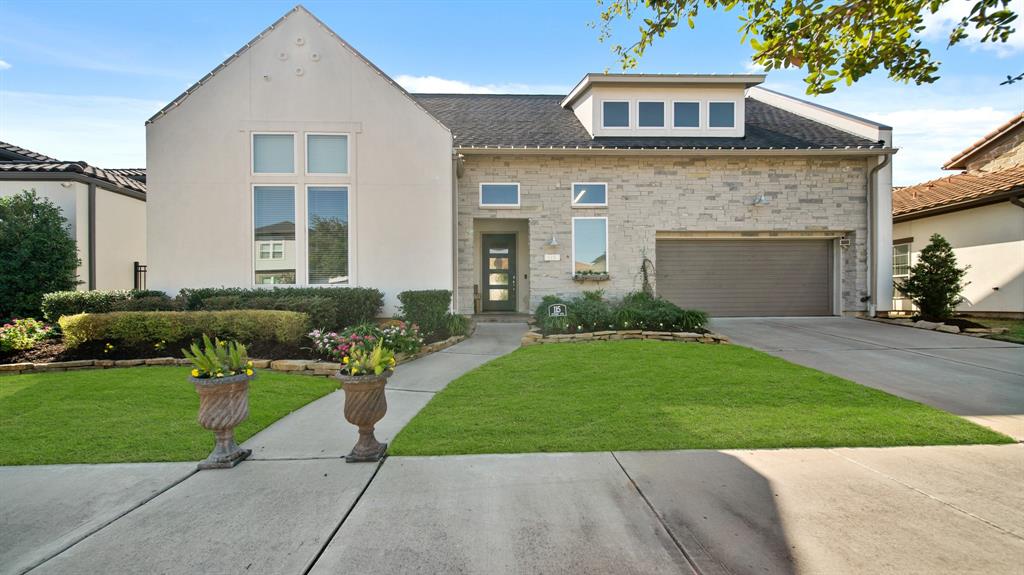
[306,134,349,175]
[253,134,295,174]
[480,183,520,207]
[572,183,607,206]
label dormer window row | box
[600,99,736,130]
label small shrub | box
[0,318,53,352]
[59,310,309,348]
[445,313,470,337]
[41,290,171,321]
[896,234,970,321]
[179,287,383,330]
[397,290,452,339]
[111,294,182,312]
[534,291,707,335]
[1,191,80,320]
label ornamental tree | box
[0,190,80,320]
[896,233,969,321]
[595,0,1019,94]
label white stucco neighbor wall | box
[1,180,89,290]
[894,202,1024,314]
[146,8,453,314]
[94,187,147,290]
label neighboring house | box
[147,5,895,317]
[0,141,148,291]
[892,114,1024,318]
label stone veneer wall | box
[960,128,1024,172]
[457,154,870,315]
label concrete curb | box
[861,316,1009,338]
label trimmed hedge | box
[397,290,452,338]
[534,291,708,335]
[41,290,171,321]
[59,310,310,348]
[178,287,383,330]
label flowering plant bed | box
[521,328,728,346]
[572,272,610,282]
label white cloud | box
[742,60,766,74]
[0,59,10,71]
[920,1,1024,56]
[396,74,569,94]
[0,91,164,167]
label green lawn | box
[390,341,1011,455]
[978,318,1024,345]
[0,366,337,465]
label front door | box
[482,234,516,312]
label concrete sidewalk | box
[2,323,527,575]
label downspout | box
[451,152,463,313]
[87,183,96,291]
[865,153,891,317]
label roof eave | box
[893,187,1024,222]
[0,171,146,200]
[456,145,893,157]
[561,73,767,109]
[942,113,1024,170]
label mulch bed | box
[910,316,989,330]
[1,338,318,365]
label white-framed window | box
[252,133,296,175]
[306,185,350,285]
[571,182,608,207]
[306,133,349,175]
[572,217,609,274]
[601,100,630,128]
[258,241,284,260]
[708,101,736,128]
[893,243,911,280]
[637,101,665,128]
[479,183,520,207]
[252,185,297,285]
[672,101,700,128]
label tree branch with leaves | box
[595,0,1019,94]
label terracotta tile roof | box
[943,112,1024,170]
[0,141,58,162]
[892,165,1024,218]
[106,168,147,184]
[0,161,147,195]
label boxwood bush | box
[41,290,173,321]
[59,310,309,348]
[178,287,383,330]
[397,290,452,339]
[534,291,707,335]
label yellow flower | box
[246,360,253,367]
[191,369,199,377]
[342,356,349,364]
[215,372,224,378]
[245,369,254,376]
[351,367,358,375]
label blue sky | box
[0,0,1021,184]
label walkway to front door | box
[481,233,516,312]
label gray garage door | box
[655,239,833,317]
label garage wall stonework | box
[457,154,869,315]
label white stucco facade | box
[145,8,454,314]
[894,202,1024,314]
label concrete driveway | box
[711,317,1024,438]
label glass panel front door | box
[482,234,516,312]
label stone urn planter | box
[335,371,391,462]
[191,373,252,469]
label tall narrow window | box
[638,102,665,127]
[306,134,349,175]
[673,102,700,128]
[307,186,350,284]
[572,218,608,274]
[709,102,736,128]
[253,134,295,174]
[602,101,629,128]
[253,186,296,284]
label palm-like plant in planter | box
[183,335,255,469]
[335,339,397,462]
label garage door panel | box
[655,239,833,317]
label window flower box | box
[573,272,610,282]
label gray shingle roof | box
[0,161,147,195]
[0,141,59,162]
[412,94,884,150]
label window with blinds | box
[306,134,349,175]
[253,186,296,284]
[253,134,295,174]
[307,186,349,284]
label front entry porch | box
[470,218,531,314]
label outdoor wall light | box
[751,192,770,206]
[548,234,559,247]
